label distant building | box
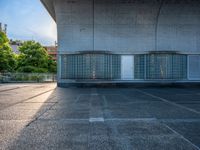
[9,40,22,54]
[0,23,7,34]
[10,44,19,54]
[44,46,57,61]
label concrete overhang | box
[40,0,56,22]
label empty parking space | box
[0,83,200,150]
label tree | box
[17,41,56,73]
[48,55,57,73]
[0,31,16,73]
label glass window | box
[134,55,145,79]
[61,53,187,80]
[61,53,121,79]
[145,54,187,80]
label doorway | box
[121,55,134,80]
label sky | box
[0,0,57,46]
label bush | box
[17,66,48,73]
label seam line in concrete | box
[0,86,29,92]
[75,94,82,103]
[38,118,88,121]
[89,88,103,119]
[25,100,58,127]
[102,95,132,150]
[11,118,159,122]
[23,101,57,104]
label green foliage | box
[0,31,17,72]
[48,55,57,73]
[17,66,48,73]
[0,35,57,73]
[14,74,44,82]
[0,31,9,45]
[17,41,56,73]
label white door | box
[121,55,134,80]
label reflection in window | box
[146,54,187,79]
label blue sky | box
[0,0,57,46]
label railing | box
[0,73,57,83]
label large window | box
[134,55,145,79]
[61,53,121,79]
[61,53,187,80]
[135,53,187,80]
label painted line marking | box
[163,123,200,150]
[160,118,200,123]
[89,117,104,122]
[136,89,200,115]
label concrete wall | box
[55,0,93,52]
[53,0,200,54]
[157,1,200,53]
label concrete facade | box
[41,0,200,86]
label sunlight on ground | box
[0,84,56,149]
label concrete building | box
[41,0,200,86]
[0,23,7,34]
[10,44,20,54]
[44,46,57,61]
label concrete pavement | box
[0,83,200,150]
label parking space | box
[0,83,200,150]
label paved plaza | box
[0,83,200,150]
